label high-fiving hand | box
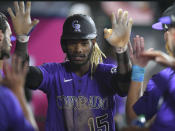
[141,50,175,69]
[0,55,28,95]
[129,35,152,68]
[7,1,39,36]
[104,9,133,49]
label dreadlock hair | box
[0,12,8,34]
[90,42,106,78]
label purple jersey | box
[134,67,175,131]
[0,86,34,131]
[37,62,121,131]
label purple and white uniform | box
[37,62,122,131]
[134,67,175,131]
[0,86,34,131]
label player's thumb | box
[31,18,40,27]
[104,28,112,39]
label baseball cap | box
[152,3,175,30]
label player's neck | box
[71,61,90,77]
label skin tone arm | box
[0,55,38,131]
[126,36,151,124]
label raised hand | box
[104,8,133,49]
[129,35,152,67]
[0,55,28,94]
[7,1,39,35]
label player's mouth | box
[70,54,86,61]
[71,56,85,61]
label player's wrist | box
[131,65,145,82]
[115,44,128,54]
[16,35,30,43]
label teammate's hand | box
[141,50,175,69]
[0,55,28,95]
[7,1,39,36]
[104,8,133,49]
[129,35,152,68]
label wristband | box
[115,44,128,54]
[131,65,145,82]
[16,35,30,43]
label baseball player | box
[0,10,38,131]
[125,3,175,131]
[10,1,133,131]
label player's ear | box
[91,39,96,45]
[164,31,168,42]
[0,30,4,44]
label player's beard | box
[67,45,93,68]
[0,37,10,60]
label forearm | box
[126,81,142,124]
[14,88,38,131]
[114,48,132,95]
[116,49,132,74]
[14,38,29,63]
[126,65,145,124]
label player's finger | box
[140,37,144,52]
[31,18,39,27]
[141,50,160,58]
[16,56,22,73]
[133,37,137,55]
[7,7,15,19]
[127,17,133,33]
[14,1,20,14]
[11,55,17,74]
[26,1,31,15]
[23,61,29,76]
[104,28,112,39]
[3,58,10,77]
[128,41,134,58]
[128,41,133,55]
[135,35,141,57]
[111,12,116,29]
[117,8,123,24]
[122,10,128,25]
[19,1,25,14]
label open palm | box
[129,35,152,68]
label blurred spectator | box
[68,3,92,17]
[101,2,155,26]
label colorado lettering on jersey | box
[56,96,109,110]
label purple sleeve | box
[165,70,175,102]
[133,76,162,120]
[37,63,60,93]
[0,87,34,131]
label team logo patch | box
[110,67,117,74]
[72,20,81,32]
